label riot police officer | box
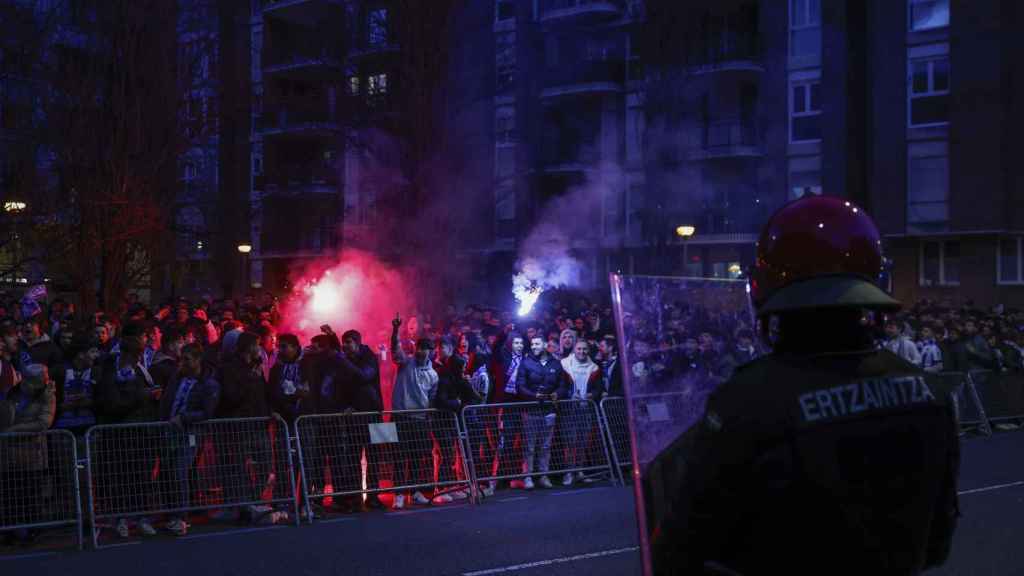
[647,196,959,575]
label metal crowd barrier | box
[294,409,471,521]
[85,415,298,548]
[967,370,1024,431]
[461,399,615,492]
[598,396,631,485]
[0,429,83,549]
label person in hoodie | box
[157,343,220,536]
[0,364,55,544]
[433,336,480,503]
[389,314,438,509]
[93,321,162,538]
[559,340,603,487]
[216,332,276,524]
[329,329,386,511]
[19,316,63,384]
[149,326,188,392]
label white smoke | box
[511,164,622,315]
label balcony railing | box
[541,60,625,98]
[256,106,340,135]
[540,0,624,22]
[263,45,344,72]
[257,163,339,193]
[691,118,762,160]
[687,33,763,73]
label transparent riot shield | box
[609,274,761,575]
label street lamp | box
[675,225,695,238]
[676,225,696,276]
[3,201,27,213]
[237,244,252,298]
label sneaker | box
[166,519,188,536]
[139,519,157,537]
[393,494,405,510]
[432,493,453,504]
[412,491,430,505]
[481,483,495,498]
[562,473,574,486]
[116,518,130,539]
[539,476,554,489]
[576,471,586,481]
[523,477,535,490]
[450,489,470,501]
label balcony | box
[255,106,341,138]
[256,163,340,196]
[262,45,344,79]
[261,0,343,27]
[687,34,764,75]
[540,0,624,23]
[689,119,762,160]
[540,61,625,99]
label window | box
[496,107,515,144]
[998,238,1024,285]
[368,8,388,46]
[348,76,360,96]
[789,0,821,59]
[907,152,949,226]
[790,80,821,142]
[909,0,949,31]
[496,32,516,92]
[920,240,960,286]
[909,57,949,126]
[367,73,387,96]
[496,0,515,22]
[790,171,822,200]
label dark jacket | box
[334,345,383,413]
[149,351,179,392]
[602,356,623,397]
[647,350,960,575]
[216,356,270,419]
[435,354,481,412]
[268,354,319,422]
[515,353,571,401]
[159,370,220,426]
[94,355,160,424]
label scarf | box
[170,377,198,418]
[504,353,522,394]
[561,354,598,399]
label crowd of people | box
[875,299,1024,374]
[0,289,625,544]
[3,286,1022,546]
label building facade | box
[516,0,1023,306]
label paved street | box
[3,431,1022,575]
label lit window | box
[790,79,821,142]
[909,0,949,31]
[919,240,960,286]
[789,0,821,59]
[368,73,387,96]
[998,237,1024,285]
[368,8,388,46]
[348,76,360,96]
[909,57,949,127]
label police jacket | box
[648,349,959,576]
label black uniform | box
[648,349,959,576]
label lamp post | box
[237,244,252,298]
[676,225,696,275]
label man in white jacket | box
[559,341,602,486]
[883,320,922,366]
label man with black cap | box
[647,196,959,575]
